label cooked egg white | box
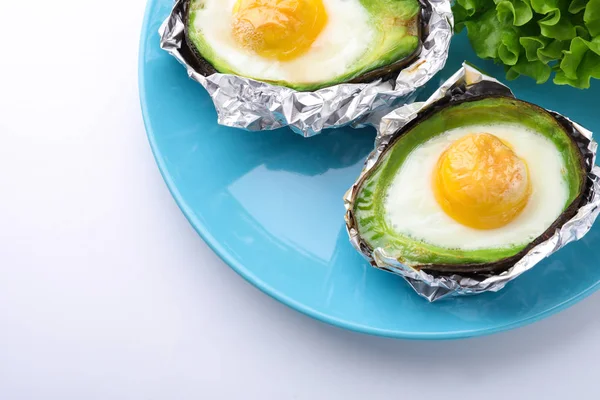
[192,0,374,84]
[384,124,569,250]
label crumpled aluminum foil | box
[344,63,600,302]
[158,0,453,137]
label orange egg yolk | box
[433,133,532,230]
[232,0,328,61]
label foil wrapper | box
[158,0,453,137]
[344,63,600,302]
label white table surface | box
[1,1,599,399]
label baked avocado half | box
[182,0,423,91]
[350,91,590,275]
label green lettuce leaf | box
[456,0,490,16]
[569,0,589,13]
[499,30,522,64]
[530,0,559,14]
[507,59,553,82]
[453,0,600,88]
[520,36,551,61]
[463,9,507,58]
[555,51,600,87]
[585,0,600,35]
[538,39,570,61]
[496,0,534,26]
[539,10,577,40]
[560,37,591,78]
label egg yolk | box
[232,0,328,61]
[433,133,532,230]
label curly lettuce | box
[454,0,600,88]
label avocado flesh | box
[353,97,586,269]
[185,0,421,91]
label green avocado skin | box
[353,97,585,267]
[186,0,421,91]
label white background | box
[1,1,599,399]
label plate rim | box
[138,0,600,340]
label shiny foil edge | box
[158,0,453,137]
[344,63,600,302]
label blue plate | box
[139,0,600,339]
